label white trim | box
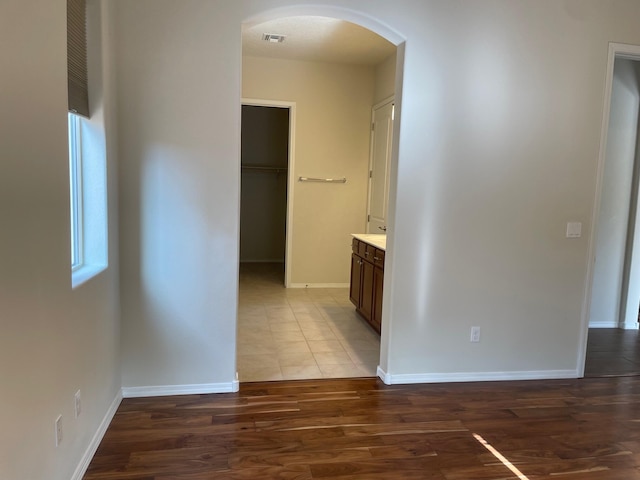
[243,6,406,46]
[70,391,122,480]
[72,263,107,289]
[69,113,84,270]
[122,382,237,398]
[378,368,577,385]
[589,321,621,329]
[377,366,391,384]
[373,95,395,112]
[579,42,640,377]
[590,321,639,329]
[288,283,350,289]
[241,98,296,288]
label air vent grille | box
[263,33,286,43]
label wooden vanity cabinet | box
[349,252,362,307]
[349,238,384,334]
[360,260,374,322]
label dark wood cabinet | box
[349,238,384,334]
[349,253,362,306]
[372,266,384,332]
[360,260,375,321]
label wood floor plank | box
[84,377,640,479]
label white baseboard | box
[122,381,238,398]
[71,391,122,480]
[377,366,578,385]
[377,366,390,384]
[288,283,350,289]
[589,322,639,330]
[589,321,620,328]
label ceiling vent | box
[263,33,286,43]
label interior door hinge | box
[367,215,370,222]
[371,122,375,131]
[369,170,373,178]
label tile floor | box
[237,262,380,382]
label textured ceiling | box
[242,16,396,66]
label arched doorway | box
[237,8,405,383]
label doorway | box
[240,103,292,285]
[238,12,403,383]
[584,45,640,377]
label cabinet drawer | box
[373,249,385,268]
[358,241,367,257]
[363,244,376,262]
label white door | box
[366,99,394,234]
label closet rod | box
[241,164,288,173]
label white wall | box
[377,1,640,381]
[590,59,640,328]
[243,56,374,285]
[0,1,121,479]
[115,0,240,391]
[113,0,640,396]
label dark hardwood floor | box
[85,376,640,479]
[585,328,640,377]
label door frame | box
[241,98,296,287]
[579,42,640,376]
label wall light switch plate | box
[566,222,582,238]
[470,326,480,343]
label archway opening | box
[237,11,405,383]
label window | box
[69,113,83,270]
[68,112,108,288]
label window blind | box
[67,0,89,117]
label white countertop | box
[352,233,386,251]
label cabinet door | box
[349,254,362,307]
[372,266,384,334]
[360,260,375,322]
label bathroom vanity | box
[349,234,386,334]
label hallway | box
[584,328,640,377]
[237,263,380,381]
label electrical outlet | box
[74,390,81,418]
[55,415,63,447]
[470,326,481,343]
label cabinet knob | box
[374,256,380,261]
